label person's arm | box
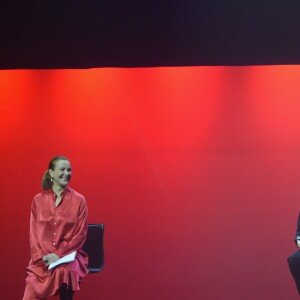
[53,199,88,258]
[29,196,46,262]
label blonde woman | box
[22,156,88,300]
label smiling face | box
[49,159,72,189]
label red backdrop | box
[0,66,299,299]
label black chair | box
[82,224,104,273]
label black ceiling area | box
[1,1,300,69]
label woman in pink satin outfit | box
[22,156,89,300]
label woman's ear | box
[48,169,54,178]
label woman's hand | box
[42,253,60,266]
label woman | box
[22,156,89,300]
[288,212,300,296]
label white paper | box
[48,251,77,270]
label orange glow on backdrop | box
[1,66,300,300]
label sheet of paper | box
[48,251,77,270]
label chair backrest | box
[83,224,104,273]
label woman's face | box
[49,160,72,188]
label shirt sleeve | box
[53,199,88,258]
[30,196,46,262]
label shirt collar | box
[48,186,71,198]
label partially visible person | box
[22,156,88,300]
[288,213,300,296]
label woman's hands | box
[42,253,60,266]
